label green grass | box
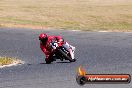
[0,0,132,31]
[0,56,15,66]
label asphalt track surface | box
[0,28,132,88]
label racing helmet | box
[39,33,48,43]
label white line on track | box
[98,31,109,32]
[71,30,81,31]
[124,32,132,33]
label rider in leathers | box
[39,33,75,64]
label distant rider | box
[39,33,75,64]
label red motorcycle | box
[47,41,76,63]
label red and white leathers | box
[40,35,75,61]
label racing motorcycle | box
[49,41,76,63]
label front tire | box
[71,58,76,62]
[58,49,76,62]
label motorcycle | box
[47,41,76,63]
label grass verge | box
[0,56,23,67]
[0,0,132,31]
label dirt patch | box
[0,57,24,68]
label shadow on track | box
[26,62,71,66]
[56,61,71,63]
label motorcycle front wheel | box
[57,49,76,62]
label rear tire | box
[46,61,51,64]
[45,59,52,64]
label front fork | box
[69,48,75,59]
